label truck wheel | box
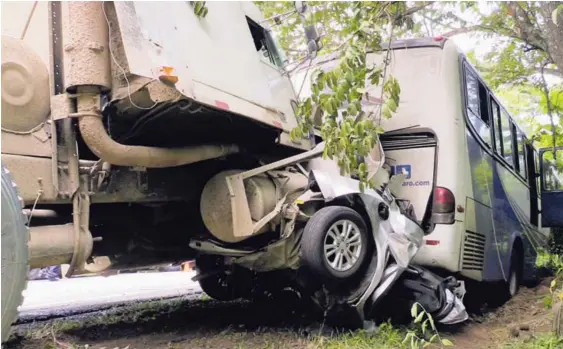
[1,166,29,341]
[301,206,371,282]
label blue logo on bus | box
[391,165,412,179]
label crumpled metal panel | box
[310,165,467,324]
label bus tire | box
[1,166,29,342]
[490,245,522,306]
[301,206,371,283]
[506,246,523,299]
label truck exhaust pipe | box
[78,101,239,168]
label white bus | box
[294,36,563,300]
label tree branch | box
[401,2,436,17]
[536,67,563,78]
[540,62,558,150]
[441,26,479,38]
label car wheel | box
[301,206,371,282]
[1,166,29,342]
[198,272,240,301]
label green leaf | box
[348,103,358,116]
[387,98,398,113]
[411,303,418,318]
[441,338,454,347]
[553,4,563,26]
[194,1,202,14]
[402,332,412,345]
[382,106,392,119]
[429,334,438,343]
[414,312,425,324]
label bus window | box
[465,67,491,147]
[465,69,480,115]
[499,109,514,167]
[516,129,527,179]
[490,98,502,154]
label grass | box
[11,251,563,349]
[308,323,407,349]
[497,334,563,349]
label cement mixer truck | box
[2,1,474,340]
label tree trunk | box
[539,2,563,70]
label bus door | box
[539,146,563,227]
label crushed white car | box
[190,139,468,327]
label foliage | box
[256,2,427,62]
[498,334,563,349]
[403,303,454,348]
[255,1,563,188]
[192,1,208,19]
[426,2,563,72]
[425,2,563,150]
[260,2,429,190]
[310,322,406,349]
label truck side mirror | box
[294,2,321,55]
[304,24,322,54]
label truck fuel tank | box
[200,169,308,243]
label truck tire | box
[1,166,29,342]
[301,206,371,283]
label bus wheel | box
[490,246,522,306]
[301,206,371,283]
[1,166,28,341]
[506,246,522,298]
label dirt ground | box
[5,281,557,349]
[442,281,554,349]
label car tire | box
[198,273,240,301]
[1,166,29,342]
[301,206,371,283]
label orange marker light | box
[158,66,179,84]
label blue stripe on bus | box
[465,130,540,282]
